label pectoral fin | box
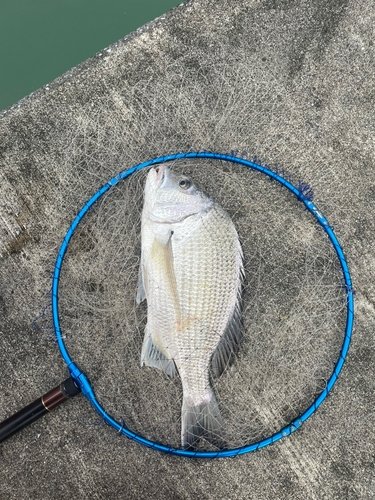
[140,231,179,379]
[136,261,146,304]
[150,232,181,323]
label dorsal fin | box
[211,256,244,378]
[211,247,245,377]
[211,301,243,378]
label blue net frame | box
[52,152,354,458]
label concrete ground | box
[0,0,374,498]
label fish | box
[137,164,244,449]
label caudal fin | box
[181,391,225,450]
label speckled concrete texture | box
[0,1,374,499]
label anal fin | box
[141,327,176,378]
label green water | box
[0,0,181,112]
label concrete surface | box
[0,0,374,498]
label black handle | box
[0,377,81,443]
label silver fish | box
[137,164,244,449]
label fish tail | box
[181,390,225,450]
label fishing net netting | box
[31,46,349,451]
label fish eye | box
[179,178,191,190]
[155,167,160,173]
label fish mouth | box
[155,164,167,185]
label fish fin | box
[181,390,225,450]
[211,301,243,378]
[150,232,181,321]
[141,328,177,378]
[211,249,244,378]
[136,260,146,304]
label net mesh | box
[47,156,345,451]
[30,46,349,451]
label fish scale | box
[137,165,244,449]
